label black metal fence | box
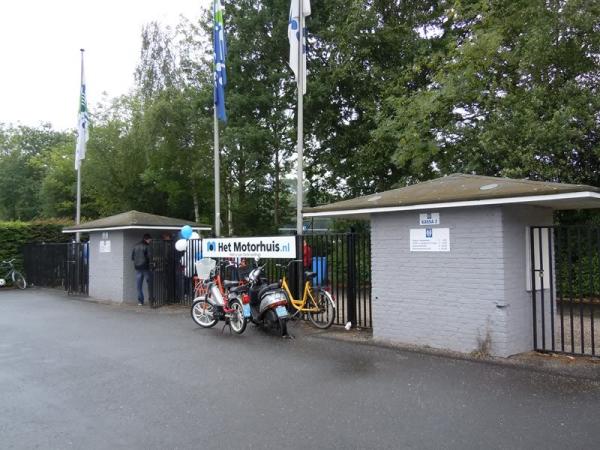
[531,226,599,356]
[261,234,372,328]
[150,234,372,329]
[23,243,89,295]
[150,239,203,308]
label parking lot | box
[1,288,600,450]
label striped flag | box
[288,0,311,95]
[214,0,227,121]
[75,55,89,170]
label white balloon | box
[175,239,188,252]
[190,232,200,240]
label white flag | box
[288,0,311,95]
[75,57,89,171]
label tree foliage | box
[0,0,598,232]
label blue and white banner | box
[213,0,227,121]
[288,0,311,95]
[202,236,296,259]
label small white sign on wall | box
[419,212,440,225]
[99,240,111,253]
[410,228,450,252]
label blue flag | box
[213,0,227,122]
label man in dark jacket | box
[132,234,153,306]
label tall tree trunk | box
[190,176,199,223]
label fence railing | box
[149,233,372,329]
[22,234,372,329]
[23,243,89,296]
[531,226,599,356]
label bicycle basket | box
[195,258,217,279]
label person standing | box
[132,233,153,306]
[303,239,312,270]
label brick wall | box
[89,231,126,302]
[89,230,165,304]
[371,205,553,357]
[502,206,553,355]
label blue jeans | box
[136,269,153,304]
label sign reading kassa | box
[202,236,296,259]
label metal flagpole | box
[296,0,304,236]
[75,48,84,243]
[76,166,81,243]
[214,108,221,237]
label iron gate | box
[531,226,599,356]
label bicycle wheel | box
[12,271,27,290]
[308,289,336,329]
[191,298,218,328]
[228,299,247,334]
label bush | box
[0,219,72,272]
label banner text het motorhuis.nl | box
[201,236,297,259]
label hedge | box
[0,219,72,272]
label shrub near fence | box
[0,220,71,272]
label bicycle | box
[190,259,248,334]
[0,259,27,290]
[277,260,336,329]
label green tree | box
[376,0,600,185]
[36,142,78,218]
[0,124,71,220]
[203,0,296,234]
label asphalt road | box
[1,288,599,450]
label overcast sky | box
[0,0,211,131]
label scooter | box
[190,260,250,334]
[232,261,290,337]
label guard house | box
[304,174,600,357]
[63,210,210,304]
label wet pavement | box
[1,288,600,450]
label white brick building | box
[63,211,210,304]
[304,174,600,357]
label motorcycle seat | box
[258,283,282,299]
[229,284,248,294]
[304,271,317,280]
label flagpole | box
[75,48,84,243]
[214,108,221,237]
[296,0,304,236]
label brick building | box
[304,174,600,357]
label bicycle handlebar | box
[276,260,302,270]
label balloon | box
[175,239,188,252]
[181,225,193,239]
[190,231,200,240]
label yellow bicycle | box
[277,260,336,329]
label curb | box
[301,324,600,383]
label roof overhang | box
[304,191,600,218]
[62,225,212,234]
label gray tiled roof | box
[63,210,210,232]
[304,174,600,214]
